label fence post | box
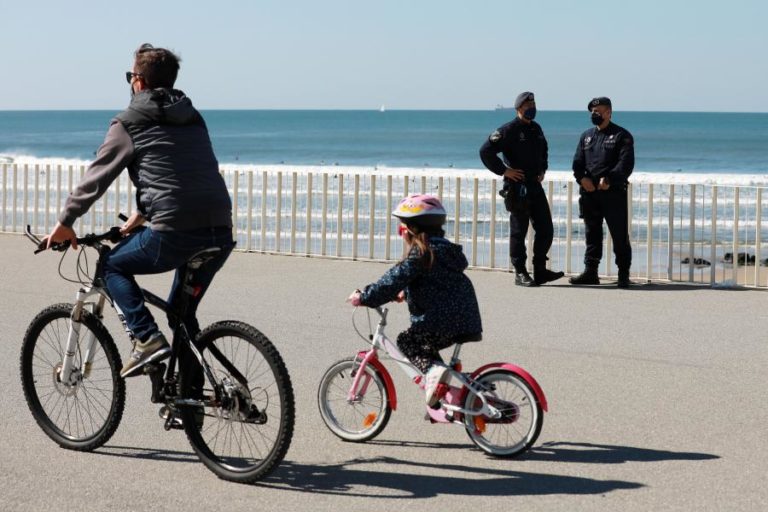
[710,186,718,285]
[352,174,360,260]
[44,164,51,233]
[647,184,654,282]
[755,188,763,287]
[566,181,573,274]
[12,164,18,232]
[688,185,696,282]
[321,173,328,256]
[1,164,7,232]
[454,177,461,244]
[276,171,283,252]
[471,178,479,266]
[336,174,343,258]
[306,172,313,256]
[732,188,739,284]
[232,170,239,243]
[490,180,497,269]
[260,171,268,252]
[667,184,675,280]
[290,172,297,254]
[385,175,392,261]
[246,170,253,251]
[369,175,376,259]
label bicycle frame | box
[348,307,548,424]
[24,225,244,406]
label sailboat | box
[379,104,386,113]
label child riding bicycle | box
[347,194,482,406]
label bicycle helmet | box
[392,194,447,227]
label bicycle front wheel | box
[20,303,125,451]
[463,369,543,457]
[179,321,294,484]
[317,358,391,442]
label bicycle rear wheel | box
[20,303,125,451]
[463,369,542,457]
[317,358,391,442]
[179,321,294,483]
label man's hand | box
[598,177,611,191]
[346,289,362,307]
[120,211,146,235]
[395,290,406,303]
[580,177,596,192]
[44,222,78,250]
[503,168,525,182]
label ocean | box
[1,110,767,178]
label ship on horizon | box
[494,104,515,111]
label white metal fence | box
[2,162,766,288]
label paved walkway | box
[1,233,765,511]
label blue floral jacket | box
[360,236,482,338]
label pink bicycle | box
[317,306,547,457]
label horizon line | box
[1,108,767,114]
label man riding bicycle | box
[43,43,233,379]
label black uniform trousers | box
[508,185,554,269]
[579,188,632,270]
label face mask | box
[590,112,604,126]
[523,107,537,121]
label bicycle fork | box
[59,288,107,386]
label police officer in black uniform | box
[570,97,635,288]
[480,91,564,287]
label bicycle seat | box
[454,333,483,344]
[187,248,222,269]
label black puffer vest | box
[115,89,232,231]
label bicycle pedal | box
[159,406,184,431]
[428,401,442,411]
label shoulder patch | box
[489,130,502,143]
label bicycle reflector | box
[363,413,377,428]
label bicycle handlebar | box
[25,213,129,254]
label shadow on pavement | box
[552,281,759,292]
[94,445,199,464]
[255,455,643,497]
[528,441,720,464]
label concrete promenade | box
[1,233,766,511]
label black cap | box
[588,97,612,111]
[514,91,535,109]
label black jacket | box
[479,117,548,185]
[572,122,635,187]
[360,237,482,338]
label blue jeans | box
[102,226,234,342]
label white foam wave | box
[2,156,767,187]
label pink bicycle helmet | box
[392,194,447,227]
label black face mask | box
[590,112,604,126]
[523,107,537,121]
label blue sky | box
[1,0,766,112]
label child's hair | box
[402,222,445,270]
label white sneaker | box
[424,364,449,407]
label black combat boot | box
[617,268,631,288]
[569,265,600,285]
[534,265,565,285]
[514,267,538,287]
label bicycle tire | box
[317,358,391,442]
[179,321,294,484]
[463,369,543,457]
[20,303,125,451]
